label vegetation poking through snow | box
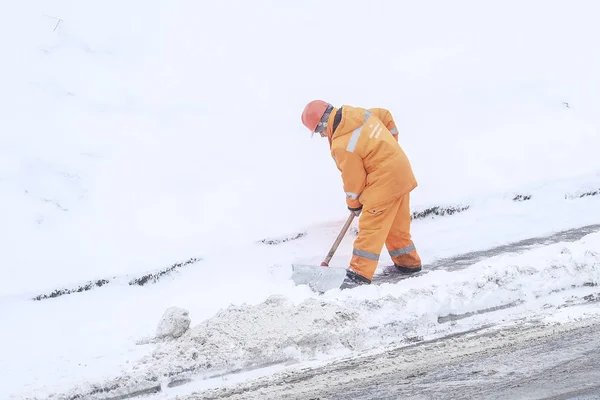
[411,205,470,220]
[565,189,600,200]
[578,189,599,199]
[129,258,202,286]
[259,232,307,245]
[32,279,110,301]
[32,258,202,301]
[513,194,532,202]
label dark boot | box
[394,264,422,274]
[340,269,371,289]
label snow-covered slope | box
[2,1,600,399]
[3,0,600,296]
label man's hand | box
[348,206,362,217]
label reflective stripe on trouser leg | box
[385,193,422,267]
[349,197,403,280]
[389,244,415,257]
[352,248,380,261]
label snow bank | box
[49,231,600,399]
[145,231,600,374]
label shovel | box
[291,212,355,292]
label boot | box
[394,264,422,274]
[340,269,371,289]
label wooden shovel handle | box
[321,212,356,266]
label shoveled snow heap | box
[53,232,600,399]
[156,307,191,340]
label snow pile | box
[129,231,600,373]
[162,230,598,371]
[156,307,191,340]
[50,231,600,399]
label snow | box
[1,0,600,399]
[150,230,600,394]
[155,307,191,340]
[11,227,600,399]
[3,179,600,399]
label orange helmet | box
[301,100,330,135]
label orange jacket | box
[325,105,417,209]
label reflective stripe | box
[389,244,416,257]
[345,191,360,200]
[353,248,380,261]
[369,123,381,139]
[346,110,372,153]
[346,127,362,153]
[390,127,398,135]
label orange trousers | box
[349,193,421,280]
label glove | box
[348,205,362,217]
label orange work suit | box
[325,105,421,280]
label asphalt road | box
[192,313,600,400]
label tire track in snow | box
[426,223,600,270]
[374,222,600,285]
[193,315,600,400]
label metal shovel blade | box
[291,264,347,293]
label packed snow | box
[1,0,600,399]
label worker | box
[301,100,422,288]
